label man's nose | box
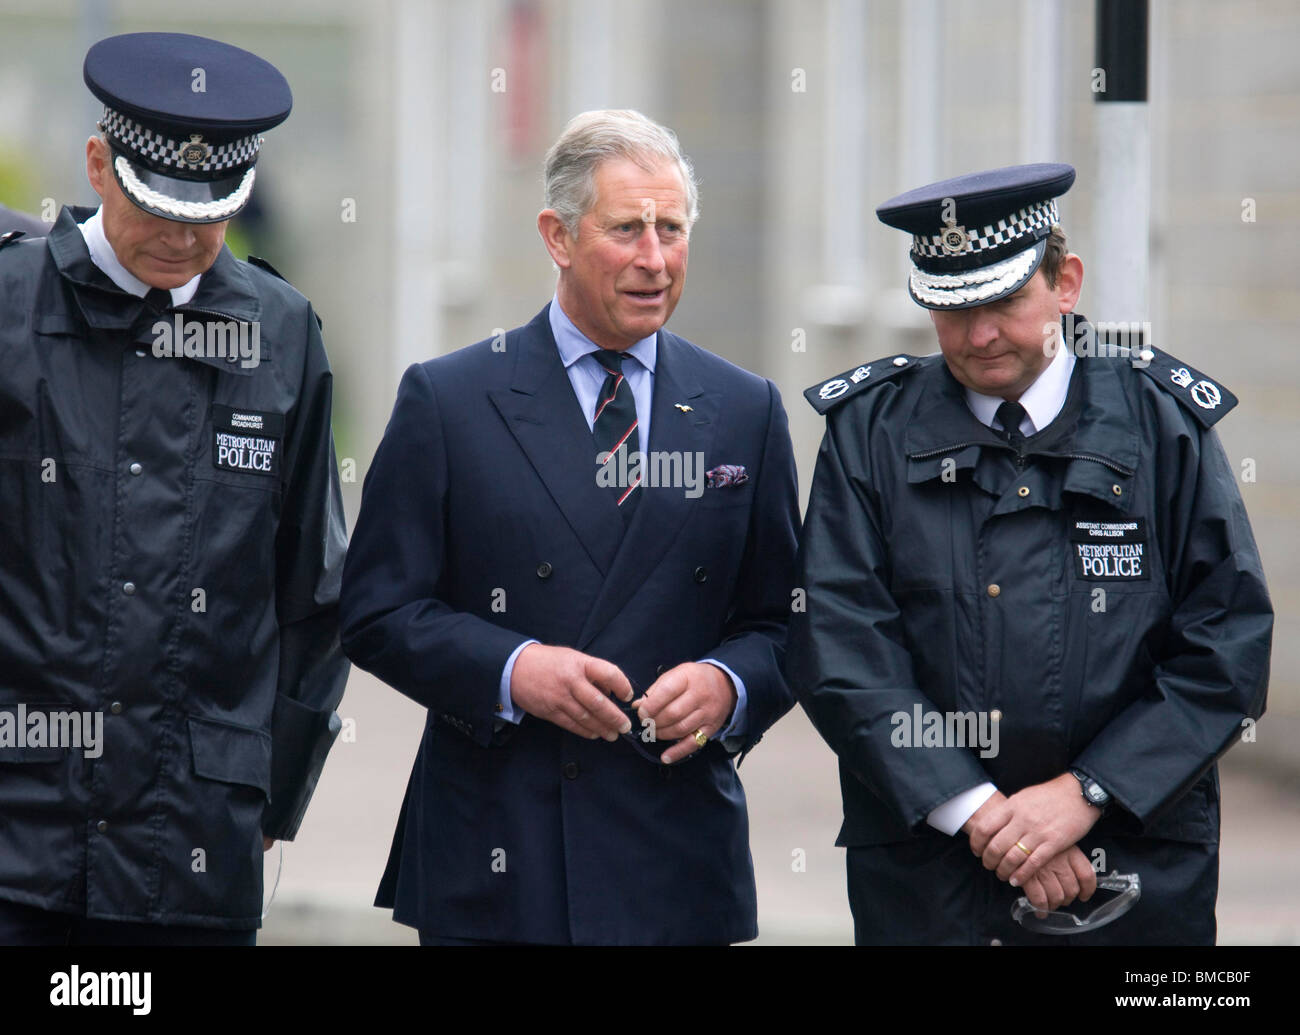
[967,311,999,349]
[157,221,197,251]
[633,222,666,273]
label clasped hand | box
[961,774,1102,913]
[511,645,735,763]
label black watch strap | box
[1070,768,1112,813]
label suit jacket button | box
[561,762,579,780]
[693,566,707,584]
[655,664,665,676]
[537,562,553,579]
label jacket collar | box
[44,205,264,374]
[903,316,1141,508]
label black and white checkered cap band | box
[99,106,262,176]
[912,199,1058,260]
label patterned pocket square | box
[705,464,749,489]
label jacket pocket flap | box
[34,314,82,337]
[188,715,272,796]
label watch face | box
[1086,782,1109,805]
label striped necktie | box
[592,349,640,516]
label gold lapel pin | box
[674,403,693,413]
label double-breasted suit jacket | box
[340,304,800,944]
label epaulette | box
[0,230,25,250]
[247,254,324,333]
[1135,346,1237,428]
[247,254,287,281]
[803,354,923,414]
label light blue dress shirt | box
[496,297,749,746]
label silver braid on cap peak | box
[114,155,256,221]
[910,244,1039,306]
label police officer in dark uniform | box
[788,164,1272,945]
[0,33,349,945]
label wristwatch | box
[1070,768,1112,814]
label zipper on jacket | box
[176,306,249,323]
[1055,452,1134,477]
[909,443,1133,478]
[907,442,988,461]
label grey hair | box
[544,109,699,236]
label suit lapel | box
[487,307,624,575]
[576,331,716,649]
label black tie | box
[996,400,1027,453]
[144,287,172,313]
[592,349,641,516]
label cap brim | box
[110,149,254,224]
[908,237,1046,310]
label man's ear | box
[1056,253,1084,313]
[537,209,573,270]
[85,136,109,200]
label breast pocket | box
[203,403,285,488]
[695,484,752,509]
[1061,507,1170,749]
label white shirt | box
[963,337,1076,437]
[927,337,1077,836]
[77,207,202,306]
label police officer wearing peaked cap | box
[0,33,349,944]
[787,163,1272,945]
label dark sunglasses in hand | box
[611,682,700,766]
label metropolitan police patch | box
[211,404,283,477]
[1070,515,1150,581]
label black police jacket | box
[0,207,349,928]
[788,324,1272,943]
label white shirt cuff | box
[927,782,998,836]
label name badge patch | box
[1070,516,1149,581]
[212,405,283,477]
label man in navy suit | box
[340,110,800,945]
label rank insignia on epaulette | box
[1137,347,1237,428]
[804,355,919,414]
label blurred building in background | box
[1,0,1296,943]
